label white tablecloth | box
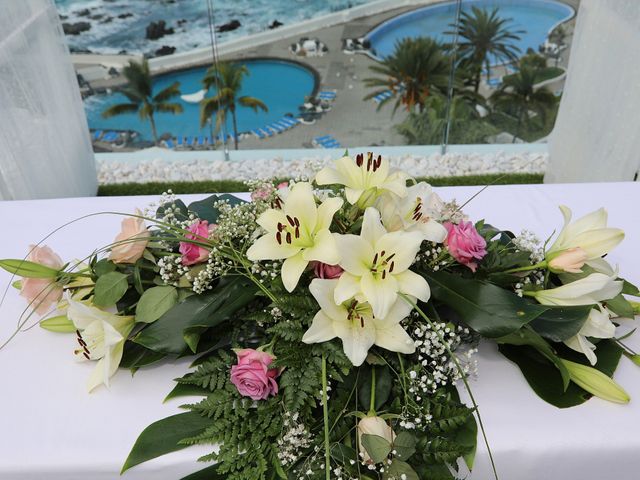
[0,183,638,479]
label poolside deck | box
[76,0,579,152]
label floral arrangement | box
[2,152,639,480]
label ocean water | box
[54,0,373,55]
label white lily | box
[247,182,343,292]
[334,207,429,319]
[546,206,624,261]
[378,182,447,242]
[564,305,616,365]
[302,279,415,366]
[67,295,134,392]
[315,152,408,207]
[531,272,623,306]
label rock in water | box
[216,20,241,33]
[269,20,283,29]
[62,22,91,36]
[155,45,176,56]
[145,20,175,40]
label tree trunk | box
[231,108,239,150]
[149,114,158,146]
[514,107,524,143]
[485,60,491,82]
[474,68,481,94]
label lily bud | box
[357,416,396,463]
[561,359,630,404]
[548,247,588,273]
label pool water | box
[85,60,316,141]
[366,0,574,60]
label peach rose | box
[20,245,64,315]
[110,211,150,264]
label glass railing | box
[54,0,577,154]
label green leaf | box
[122,412,209,473]
[0,259,59,278]
[393,431,416,460]
[188,194,246,223]
[134,276,257,355]
[119,341,166,369]
[330,443,358,465]
[156,199,189,222]
[424,270,549,337]
[180,464,224,480]
[497,326,570,390]
[12,280,22,290]
[358,365,392,411]
[135,286,179,323]
[164,382,209,402]
[40,315,75,333]
[622,279,640,296]
[499,339,623,408]
[93,258,116,277]
[93,271,128,307]
[529,305,593,342]
[383,459,419,480]
[361,434,392,463]
[606,294,635,319]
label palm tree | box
[447,6,523,93]
[102,59,182,145]
[490,66,556,142]
[396,94,496,145]
[200,62,268,150]
[363,37,451,114]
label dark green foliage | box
[97,174,544,197]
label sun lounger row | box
[313,135,341,149]
[93,130,120,142]
[163,133,238,149]
[250,117,301,139]
[373,90,393,104]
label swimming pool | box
[85,59,316,141]
[365,0,574,60]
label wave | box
[55,0,373,55]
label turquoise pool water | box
[366,0,574,60]
[85,60,316,141]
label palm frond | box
[101,102,139,118]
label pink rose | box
[251,185,275,201]
[313,261,343,279]
[230,349,281,401]
[444,221,487,272]
[110,210,150,264]
[20,245,64,315]
[179,220,214,266]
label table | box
[0,182,638,479]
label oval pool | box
[85,59,317,141]
[365,0,574,60]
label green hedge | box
[97,173,543,196]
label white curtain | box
[545,0,640,183]
[0,0,97,200]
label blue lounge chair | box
[204,136,213,145]
[373,90,393,104]
[251,129,266,139]
[267,124,284,134]
[314,135,331,144]
[280,118,296,127]
[93,130,103,141]
[176,136,184,148]
[184,136,195,147]
[275,121,291,130]
[318,90,337,100]
[164,139,175,149]
[197,136,205,146]
[102,131,118,142]
[487,78,502,88]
